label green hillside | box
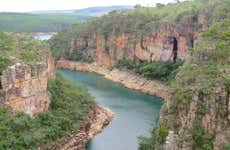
[0,6,132,32]
[0,13,89,32]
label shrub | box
[0,73,94,149]
[192,127,213,150]
[113,59,184,83]
[155,127,169,144]
[20,50,40,62]
[138,126,168,150]
[0,32,14,51]
[202,29,217,38]
[0,53,12,75]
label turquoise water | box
[59,69,163,150]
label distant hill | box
[31,5,133,16]
[0,13,88,32]
[0,5,132,32]
[73,6,133,16]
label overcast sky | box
[0,0,179,12]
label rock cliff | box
[153,21,230,150]
[0,34,56,117]
[69,23,194,65]
[50,1,230,149]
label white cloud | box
[0,0,178,12]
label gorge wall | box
[50,1,230,149]
[68,22,197,65]
[0,46,55,117]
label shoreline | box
[55,59,170,149]
[56,60,170,102]
[51,104,115,150]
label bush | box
[0,32,14,51]
[0,73,94,149]
[192,127,213,150]
[202,29,217,38]
[0,53,12,75]
[138,126,168,150]
[155,127,169,144]
[20,50,40,62]
[113,59,184,82]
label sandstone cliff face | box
[163,85,230,150]
[0,50,56,117]
[69,23,195,65]
[51,104,115,150]
[159,21,230,150]
[57,60,170,102]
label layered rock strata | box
[0,52,55,117]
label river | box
[59,69,163,150]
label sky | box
[0,0,178,12]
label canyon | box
[57,60,170,102]
[0,0,229,149]
[0,34,115,149]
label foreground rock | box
[0,39,55,117]
[51,104,115,150]
[57,60,170,102]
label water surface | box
[59,69,163,150]
[34,34,53,40]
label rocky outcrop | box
[69,23,196,65]
[0,50,56,117]
[0,63,50,117]
[57,60,170,101]
[51,104,115,150]
[156,21,230,150]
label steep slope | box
[0,32,114,149]
[139,20,230,150]
[0,32,55,116]
[49,0,230,149]
[50,0,230,65]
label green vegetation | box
[20,51,39,62]
[138,126,168,150]
[0,32,14,74]
[50,0,229,69]
[53,0,229,37]
[0,73,94,149]
[49,32,94,62]
[113,59,184,82]
[192,127,213,150]
[139,20,230,149]
[0,31,53,67]
[0,53,12,75]
[0,13,88,32]
[0,6,132,32]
